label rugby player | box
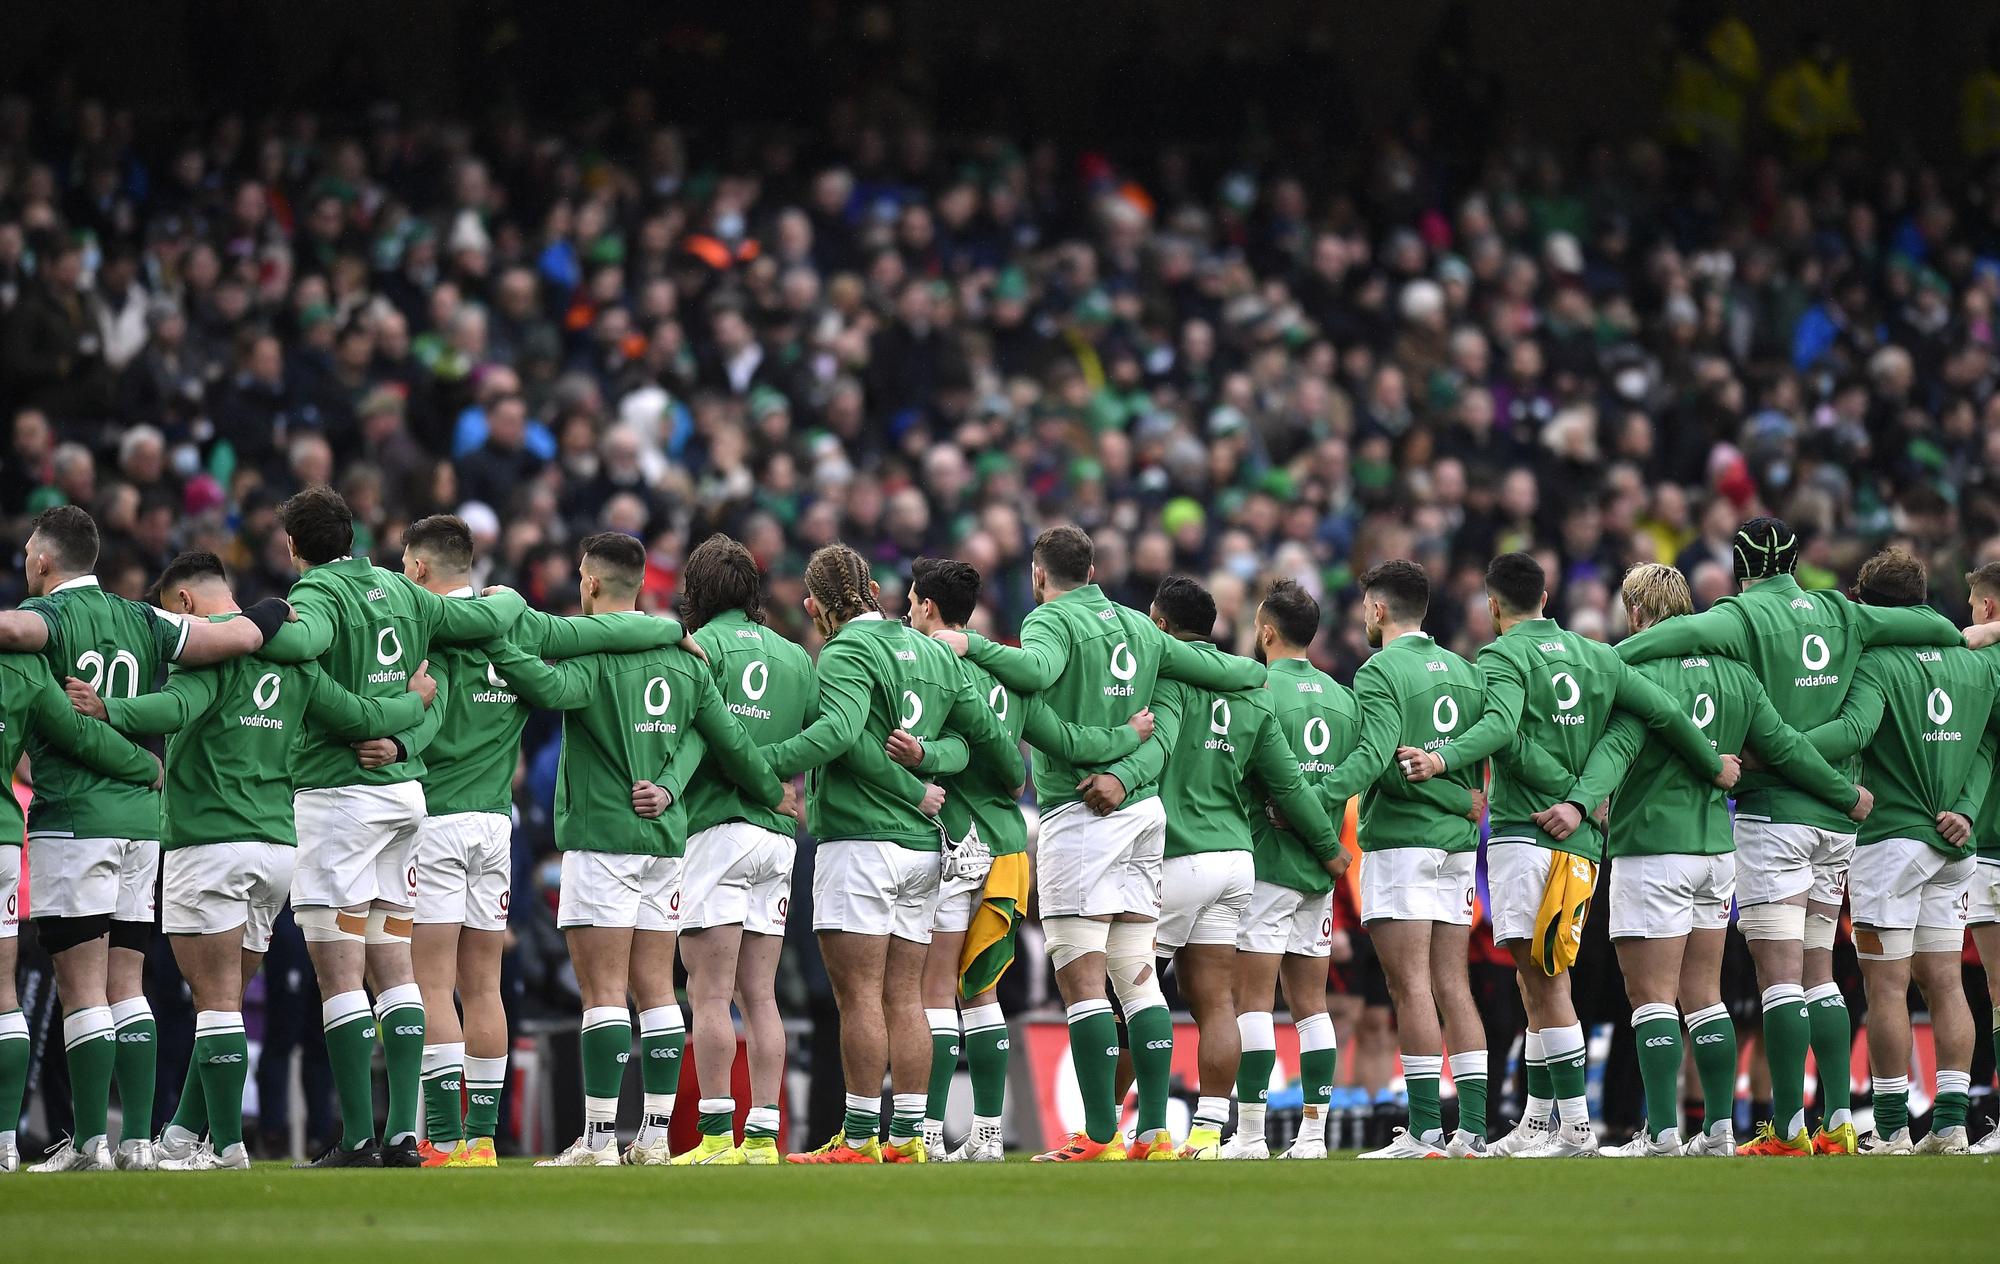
[1615,518,1966,1155]
[1513,563,1866,1157]
[271,487,528,1167]
[1794,550,1996,1155]
[764,544,1021,1164]
[65,551,439,1171]
[0,506,292,1172]
[1312,560,1489,1160]
[493,533,787,1166]
[932,525,1265,1163]
[0,636,164,1173]
[1399,553,1732,1158]
[900,556,1154,1162]
[1965,562,2000,1155]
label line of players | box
[3,493,1996,1172]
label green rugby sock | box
[925,1008,960,1124]
[63,1007,116,1144]
[1126,1004,1174,1137]
[1684,1004,1737,1133]
[462,1054,506,1140]
[1448,1049,1487,1138]
[1632,1004,1682,1140]
[962,1003,1009,1119]
[374,985,425,1145]
[1805,983,1851,1127]
[1403,1053,1443,1141]
[421,1042,465,1145]
[0,1010,29,1143]
[1066,1000,1119,1144]
[110,997,157,1144]
[193,1012,250,1151]
[322,992,379,1149]
[1872,1075,1909,1137]
[1760,984,1810,1138]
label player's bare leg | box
[159,929,251,1169]
[1611,934,1688,1155]
[1227,949,1285,1157]
[791,929,890,1162]
[730,932,788,1158]
[1911,948,1974,1153]
[880,933,931,1158]
[1432,922,1495,1156]
[1969,924,2000,1154]
[541,924,633,1165]
[1676,928,1736,1154]
[1175,942,1239,1157]
[30,935,116,1171]
[453,928,505,1165]
[621,928,684,1163]
[1275,953,1337,1158]
[1740,892,1811,1151]
[1801,894,1854,1150]
[363,903,423,1161]
[1361,919,1445,1157]
[412,919,464,1163]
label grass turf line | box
[1,1155,1993,1262]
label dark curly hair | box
[678,534,765,631]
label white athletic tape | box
[1042,916,1110,971]
[1737,902,1806,942]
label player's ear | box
[869,579,881,600]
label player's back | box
[22,579,181,840]
[1845,644,2000,853]
[939,654,1029,856]
[1159,677,1272,859]
[1604,653,1747,859]
[554,643,712,856]
[805,618,962,848]
[149,648,312,848]
[1354,634,1484,852]
[684,609,813,837]
[286,557,435,790]
[1253,658,1358,894]
[1485,623,1625,819]
[1016,586,1165,801]
[420,638,526,817]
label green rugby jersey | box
[101,615,429,848]
[0,650,159,843]
[277,558,526,792]
[766,616,1022,850]
[1252,658,1357,894]
[1318,633,1485,854]
[1976,763,2000,863]
[1516,648,1855,859]
[1442,618,1721,860]
[680,610,815,839]
[419,595,689,818]
[493,631,781,858]
[914,656,1143,859]
[1129,675,1339,863]
[1615,574,1961,831]
[959,584,1265,811]
[21,575,189,840]
[1799,643,2000,858]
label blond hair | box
[1621,562,1693,626]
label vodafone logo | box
[1432,696,1460,733]
[1928,688,1953,725]
[376,626,404,665]
[252,672,282,711]
[645,677,673,716]
[776,896,790,924]
[1303,716,1331,756]
[1109,642,1138,680]
[741,660,769,700]
[1210,699,1232,735]
[1550,672,1580,711]
[987,683,1008,720]
[487,662,510,689]
[1801,634,1831,671]
[499,891,511,915]
[1691,692,1715,729]
[900,690,924,728]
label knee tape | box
[365,907,415,946]
[1803,912,1837,953]
[297,906,366,945]
[1914,924,1966,955]
[1106,922,1165,1012]
[1042,916,1110,972]
[1854,926,1914,961]
[1737,902,1806,942]
[34,913,111,955]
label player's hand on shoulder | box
[352,738,400,770]
[1129,708,1155,742]
[677,634,709,666]
[65,675,107,718]
[1713,753,1742,791]
[410,659,437,708]
[932,629,969,657]
[885,729,925,768]
[1964,622,2000,650]
[1848,784,1874,823]
[481,585,518,599]
[1532,801,1582,840]
[631,780,669,819]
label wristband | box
[241,597,291,643]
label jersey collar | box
[51,575,100,593]
[1391,630,1433,644]
[447,586,476,599]
[1266,656,1316,675]
[850,611,886,623]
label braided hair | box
[802,543,879,635]
[678,533,765,631]
[1731,516,1799,582]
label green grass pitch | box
[3,1155,1994,1261]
